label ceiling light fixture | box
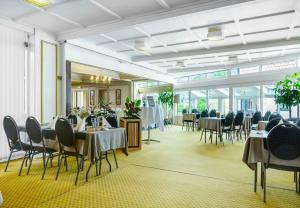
[25,0,53,8]
[176,60,185,67]
[134,39,150,51]
[207,27,224,41]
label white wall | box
[107,85,131,109]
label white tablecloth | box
[140,106,164,131]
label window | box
[208,88,229,115]
[207,70,227,79]
[190,90,207,112]
[190,74,206,81]
[231,66,259,76]
[263,85,276,114]
[234,86,260,113]
[262,60,297,71]
[175,76,189,83]
[174,91,189,115]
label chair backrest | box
[85,115,96,126]
[201,110,208,118]
[26,116,43,144]
[3,116,20,145]
[252,111,262,124]
[296,119,300,127]
[191,109,198,114]
[234,111,244,126]
[196,113,201,119]
[268,112,282,121]
[209,109,216,117]
[267,123,300,161]
[265,118,281,132]
[224,112,234,127]
[263,111,271,121]
[105,116,118,128]
[67,114,78,125]
[55,118,75,148]
[182,109,187,114]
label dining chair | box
[265,117,281,132]
[209,109,217,117]
[268,112,282,121]
[222,112,235,144]
[3,116,31,175]
[263,111,271,121]
[262,123,300,202]
[55,118,86,185]
[85,115,96,126]
[200,110,209,142]
[251,111,262,130]
[296,119,300,127]
[105,115,118,128]
[67,114,78,125]
[233,111,245,140]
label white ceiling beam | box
[234,18,247,45]
[154,0,171,10]
[167,53,300,73]
[89,0,122,19]
[99,34,151,56]
[132,37,300,62]
[180,18,210,49]
[287,1,300,40]
[134,27,178,53]
[57,0,255,40]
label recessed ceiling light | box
[134,39,150,51]
[25,0,53,8]
[207,27,224,41]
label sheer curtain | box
[0,24,27,160]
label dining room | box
[1,0,300,207]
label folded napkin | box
[103,117,112,128]
[50,116,58,130]
[74,117,86,132]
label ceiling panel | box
[84,35,112,45]
[97,0,162,18]
[171,42,204,52]
[102,42,130,51]
[49,1,116,26]
[147,47,173,55]
[19,12,75,33]
[164,0,199,8]
[137,18,185,34]
[240,13,293,34]
[0,0,35,18]
[154,30,194,45]
[245,30,287,43]
[106,28,144,41]
[207,36,243,48]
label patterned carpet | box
[0,126,299,207]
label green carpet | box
[0,126,299,207]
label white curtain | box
[0,24,26,160]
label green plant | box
[158,89,173,108]
[197,98,206,112]
[124,96,141,118]
[274,72,300,118]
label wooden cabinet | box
[119,117,142,150]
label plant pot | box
[120,117,142,150]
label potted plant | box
[120,96,142,150]
[274,72,300,119]
[158,88,173,124]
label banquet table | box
[140,106,164,143]
[242,130,300,191]
[198,117,224,144]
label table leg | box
[254,163,257,192]
[142,126,160,144]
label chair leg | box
[64,156,68,171]
[42,154,50,180]
[86,163,92,182]
[26,153,34,175]
[105,151,111,172]
[200,129,204,141]
[263,165,266,203]
[4,150,13,172]
[112,150,118,168]
[55,155,63,180]
[75,156,80,185]
[18,151,29,176]
[98,152,102,175]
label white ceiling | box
[1,0,300,77]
